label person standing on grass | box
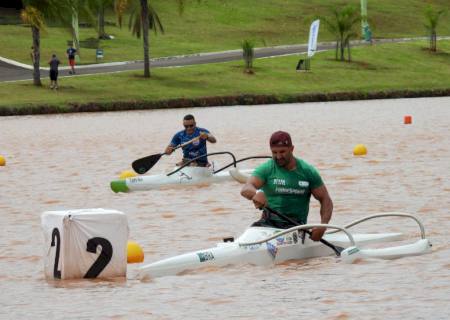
[66,44,77,74]
[48,54,60,89]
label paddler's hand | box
[199,132,209,140]
[310,227,326,241]
[165,146,174,155]
[252,191,267,209]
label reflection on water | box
[0,97,449,319]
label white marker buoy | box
[41,208,129,280]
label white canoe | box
[137,212,432,279]
[138,227,403,279]
[111,166,252,193]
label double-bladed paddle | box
[132,136,200,174]
[263,206,344,256]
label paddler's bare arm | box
[200,131,216,143]
[310,184,333,241]
[241,176,266,208]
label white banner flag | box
[307,19,320,57]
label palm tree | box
[90,0,115,39]
[320,5,360,61]
[21,0,62,86]
[242,40,255,73]
[116,0,187,78]
[116,0,163,77]
[424,6,446,52]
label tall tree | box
[424,6,446,52]
[116,0,164,77]
[21,0,61,86]
[90,0,115,39]
[320,5,360,61]
[116,0,187,78]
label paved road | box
[1,37,445,83]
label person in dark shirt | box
[165,114,217,167]
[48,54,60,89]
[66,45,77,74]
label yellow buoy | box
[353,144,367,156]
[127,241,144,263]
[119,170,137,179]
[0,155,5,166]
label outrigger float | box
[111,153,270,193]
[137,212,432,279]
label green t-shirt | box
[252,157,324,223]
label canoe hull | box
[138,227,403,279]
[111,167,253,192]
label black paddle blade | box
[132,153,163,174]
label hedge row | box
[1,88,449,116]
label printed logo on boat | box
[197,251,215,262]
[276,236,285,245]
[266,242,278,258]
[179,171,192,181]
[347,247,360,255]
[293,232,298,244]
[244,244,261,251]
[298,180,309,187]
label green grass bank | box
[1,41,449,116]
[1,0,449,65]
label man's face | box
[271,145,294,168]
[183,119,196,134]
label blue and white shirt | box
[170,127,210,165]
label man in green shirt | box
[241,131,333,241]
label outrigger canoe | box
[111,166,252,193]
[138,212,432,279]
[111,153,270,193]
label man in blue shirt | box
[66,45,77,74]
[165,114,217,166]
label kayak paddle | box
[132,136,200,174]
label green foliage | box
[242,39,254,72]
[424,6,447,51]
[319,5,361,61]
[126,1,164,38]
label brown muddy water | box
[0,97,449,319]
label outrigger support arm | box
[325,212,427,239]
[239,223,356,247]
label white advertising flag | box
[308,19,320,57]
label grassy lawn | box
[1,40,449,112]
[0,0,449,65]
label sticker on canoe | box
[197,251,215,262]
[244,243,262,251]
[266,242,278,258]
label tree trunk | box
[347,41,351,62]
[31,26,41,86]
[140,0,150,78]
[72,9,80,57]
[335,41,338,61]
[432,32,437,52]
[98,5,107,39]
[340,37,345,61]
